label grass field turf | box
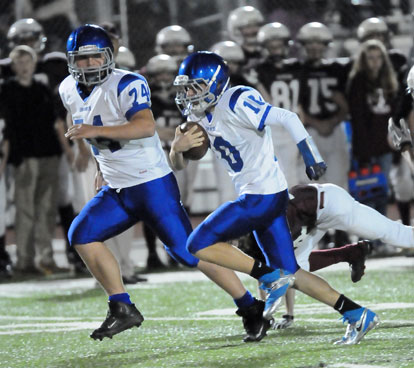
[0,262,413,368]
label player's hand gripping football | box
[171,124,205,154]
[306,161,327,180]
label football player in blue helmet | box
[170,51,378,346]
[174,51,230,117]
[62,28,277,343]
[66,24,115,86]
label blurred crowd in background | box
[0,0,413,283]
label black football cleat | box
[236,299,273,342]
[90,301,144,341]
[350,240,372,283]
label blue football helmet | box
[66,24,115,86]
[174,51,230,117]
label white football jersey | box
[195,86,291,195]
[59,69,171,188]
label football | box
[179,122,209,160]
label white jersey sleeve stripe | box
[258,104,272,131]
[117,73,151,120]
[125,102,150,120]
[229,87,274,132]
[229,87,250,113]
[117,73,147,96]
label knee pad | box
[186,227,212,255]
[165,245,198,268]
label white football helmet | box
[7,18,47,53]
[115,46,136,70]
[296,22,333,44]
[258,22,291,62]
[155,25,193,56]
[257,22,291,45]
[227,6,264,46]
[146,54,178,100]
[146,54,178,75]
[210,41,245,63]
[357,17,388,42]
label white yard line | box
[0,257,412,297]
[330,364,396,368]
[0,315,102,321]
[0,257,412,336]
[0,316,411,335]
[0,300,413,336]
[196,303,414,317]
[0,302,412,323]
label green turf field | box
[0,262,413,368]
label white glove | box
[273,315,294,329]
[388,118,413,150]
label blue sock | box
[109,293,132,305]
[234,290,255,308]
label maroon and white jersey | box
[289,183,414,270]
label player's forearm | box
[98,119,155,140]
[169,147,187,171]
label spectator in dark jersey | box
[227,6,264,83]
[347,39,399,216]
[1,18,85,275]
[296,22,350,191]
[356,17,407,74]
[0,46,62,275]
[356,18,412,228]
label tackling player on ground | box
[241,182,414,329]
